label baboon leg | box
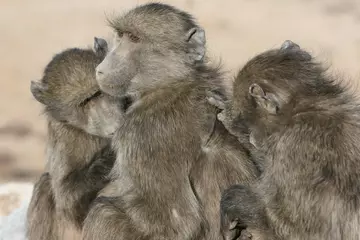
[81,197,145,240]
[27,173,58,240]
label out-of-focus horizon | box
[0,0,360,183]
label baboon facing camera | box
[27,38,123,240]
[209,40,360,240]
[82,3,260,240]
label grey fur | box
[211,41,360,240]
[27,39,123,240]
[82,3,259,240]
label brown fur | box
[27,38,123,240]
[81,3,259,240]
[210,40,360,240]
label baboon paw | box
[207,96,225,110]
[238,229,252,240]
[217,111,233,131]
[218,111,226,122]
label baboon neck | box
[194,63,224,84]
[131,80,197,111]
[135,67,223,107]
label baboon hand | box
[206,90,226,110]
[280,40,300,51]
[205,90,234,129]
[280,39,311,60]
[238,229,252,240]
[222,218,244,240]
[217,110,235,134]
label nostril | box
[95,66,104,75]
[96,69,104,79]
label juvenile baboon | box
[82,3,259,240]
[209,40,360,240]
[27,38,123,240]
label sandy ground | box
[0,0,359,183]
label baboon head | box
[95,3,207,97]
[30,38,122,137]
[229,40,329,146]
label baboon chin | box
[27,37,123,240]
[209,40,360,240]
[81,3,259,240]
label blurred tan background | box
[0,0,359,183]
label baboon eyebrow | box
[115,29,141,41]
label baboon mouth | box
[120,95,133,112]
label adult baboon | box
[209,40,360,240]
[27,38,123,240]
[82,3,259,240]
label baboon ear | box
[30,81,49,105]
[249,83,265,98]
[94,37,108,56]
[249,83,279,115]
[186,27,206,62]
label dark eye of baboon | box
[117,31,139,42]
[126,32,140,43]
[80,91,102,106]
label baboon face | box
[95,3,206,97]
[31,46,122,138]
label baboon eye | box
[117,31,140,42]
[126,32,140,43]
[117,31,124,38]
[80,91,102,106]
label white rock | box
[0,182,34,240]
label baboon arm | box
[82,197,143,240]
[56,147,115,228]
